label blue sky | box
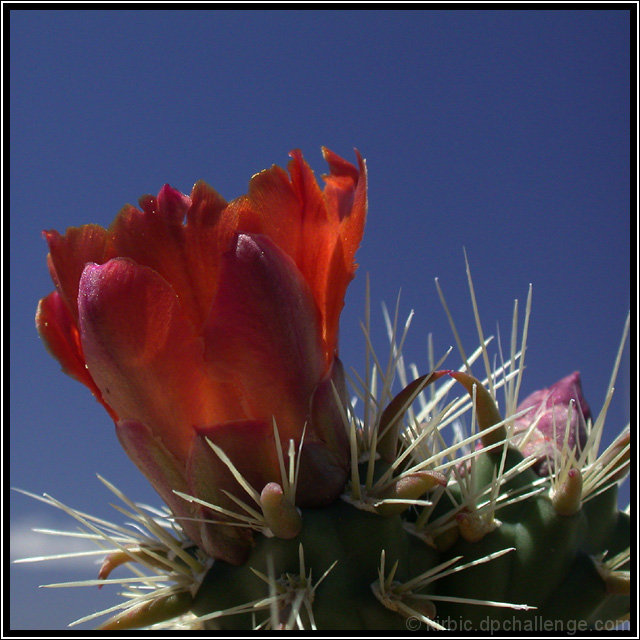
[9,8,631,631]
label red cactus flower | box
[512,371,591,476]
[36,148,367,564]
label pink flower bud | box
[512,371,591,476]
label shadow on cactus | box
[22,149,630,631]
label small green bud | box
[260,482,303,539]
[551,468,583,516]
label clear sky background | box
[9,8,632,631]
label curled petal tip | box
[98,550,133,586]
[157,184,191,222]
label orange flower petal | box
[108,189,196,325]
[287,150,337,350]
[320,149,367,356]
[337,150,368,283]
[203,234,325,437]
[36,291,116,420]
[44,224,113,320]
[321,146,360,221]
[290,148,367,358]
[109,184,225,329]
[220,163,303,271]
[219,149,367,361]
[78,258,241,462]
[183,180,229,326]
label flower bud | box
[37,149,367,563]
[512,372,590,476]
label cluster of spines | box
[15,267,630,630]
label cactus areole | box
[36,149,630,630]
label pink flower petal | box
[78,258,242,462]
[44,224,113,321]
[203,233,325,441]
[36,291,116,420]
[109,185,214,329]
